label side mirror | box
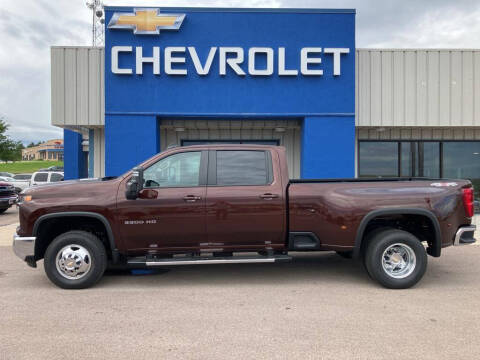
[125,166,144,200]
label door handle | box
[183,195,202,202]
[259,193,279,200]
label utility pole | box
[86,0,105,47]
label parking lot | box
[1,207,480,359]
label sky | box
[1,0,480,144]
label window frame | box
[141,150,208,189]
[207,150,274,187]
[358,140,480,179]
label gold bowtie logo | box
[108,8,186,35]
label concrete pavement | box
[1,244,480,359]
[2,206,480,359]
[0,206,18,247]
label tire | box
[336,251,353,259]
[44,230,107,289]
[364,229,427,289]
[0,208,7,214]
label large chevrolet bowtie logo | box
[108,8,185,35]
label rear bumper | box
[12,232,36,267]
[454,225,476,246]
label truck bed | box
[287,177,471,253]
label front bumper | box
[454,225,476,246]
[0,195,17,208]
[12,232,36,267]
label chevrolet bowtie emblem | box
[108,8,185,35]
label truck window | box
[216,150,270,186]
[50,173,64,182]
[143,151,201,188]
[14,174,31,180]
[33,173,48,182]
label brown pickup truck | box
[13,144,476,289]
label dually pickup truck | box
[13,145,476,289]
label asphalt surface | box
[1,243,480,359]
[0,206,18,227]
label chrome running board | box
[127,254,291,267]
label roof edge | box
[103,6,356,14]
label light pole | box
[86,0,105,47]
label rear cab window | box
[33,173,48,182]
[50,173,64,182]
[210,150,273,186]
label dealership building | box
[52,6,480,195]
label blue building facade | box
[66,7,356,179]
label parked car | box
[13,145,476,289]
[9,174,32,193]
[39,166,64,171]
[0,176,15,182]
[0,181,17,213]
[0,171,14,177]
[30,171,64,186]
[0,176,19,191]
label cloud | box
[0,0,479,144]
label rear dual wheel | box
[364,229,427,289]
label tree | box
[0,117,23,161]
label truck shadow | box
[101,252,372,287]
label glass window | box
[359,142,398,177]
[14,174,31,180]
[33,173,48,182]
[50,173,63,182]
[443,142,480,198]
[216,151,268,185]
[143,152,201,188]
[400,142,412,176]
[419,142,440,177]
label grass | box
[0,161,63,174]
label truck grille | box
[0,186,15,197]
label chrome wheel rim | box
[381,243,416,279]
[55,244,92,280]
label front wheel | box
[44,231,107,289]
[364,229,427,289]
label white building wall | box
[51,47,104,128]
[93,128,105,177]
[356,49,480,127]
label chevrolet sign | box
[111,46,350,76]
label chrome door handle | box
[183,195,202,202]
[259,193,279,200]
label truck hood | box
[22,176,119,198]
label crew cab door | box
[116,150,208,253]
[205,149,285,252]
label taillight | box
[462,188,474,218]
